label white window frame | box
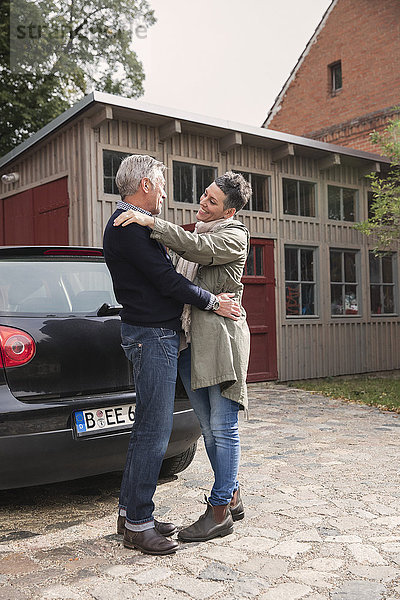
[369,251,398,316]
[171,159,218,204]
[282,177,317,218]
[284,245,319,318]
[328,185,359,222]
[329,249,361,317]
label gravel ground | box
[0,382,399,600]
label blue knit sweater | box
[103,209,212,331]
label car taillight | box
[0,326,36,368]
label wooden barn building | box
[0,91,398,381]
[263,0,400,153]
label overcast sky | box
[133,0,333,127]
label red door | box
[1,177,69,246]
[242,239,277,381]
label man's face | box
[196,182,230,223]
[144,176,166,215]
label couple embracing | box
[103,154,251,555]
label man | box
[103,154,239,556]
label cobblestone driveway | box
[0,383,399,600]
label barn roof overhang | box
[0,90,390,172]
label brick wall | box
[265,0,400,152]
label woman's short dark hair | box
[214,171,252,212]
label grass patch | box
[289,376,400,413]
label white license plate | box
[74,404,135,437]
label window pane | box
[255,245,263,275]
[252,174,269,212]
[283,179,298,215]
[332,62,342,91]
[344,285,358,315]
[299,182,315,217]
[173,162,193,203]
[368,191,376,219]
[383,286,394,313]
[369,253,380,284]
[104,177,113,195]
[285,247,298,281]
[328,186,341,220]
[344,252,356,283]
[331,284,343,315]
[286,284,300,315]
[301,249,314,281]
[301,283,315,315]
[330,251,342,282]
[196,166,216,203]
[370,285,381,314]
[343,189,356,221]
[103,150,130,194]
[382,255,393,283]
[245,248,255,275]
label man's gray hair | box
[115,154,166,199]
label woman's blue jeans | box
[178,346,240,506]
[119,323,180,531]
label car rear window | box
[0,258,119,315]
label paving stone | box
[165,575,223,600]
[258,582,312,600]
[233,577,270,597]
[325,535,362,544]
[348,543,386,565]
[13,567,63,587]
[292,529,322,542]
[136,588,186,600]
[230,536,276,552]
[40,585,82,599]
[0,554,39,575]
[347,565,400,581]
[268,541,312,558]
[330,580,386,600]
[0,585,30,600]
[287,569,336,588]
[237,557,288,579]
[199,546,248,564]
[84,580,139,600]
[302,557,344,571]
[381,542,400,553]
[130,566,173,584]
[198,562,238,581]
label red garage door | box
[1,177,69,245]
[242,239,277,381]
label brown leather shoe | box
[117,515,177,536]
[123,526,178,555]
[178,499,233,542]
[230,487,244,521]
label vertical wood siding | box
[1,112,399,380]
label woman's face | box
[196,182,234,222]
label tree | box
[0,0,155,156]
[355,115,400,251]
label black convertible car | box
[0,246,200,489]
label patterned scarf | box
[176,217,234,350]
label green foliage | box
[355,115,400,252]
[0,0,155,156]
[290,376,400,413]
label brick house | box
[263,0,400,153]
[0,92,398,381]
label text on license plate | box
[74,404,135,436]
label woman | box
[114,171,251,542]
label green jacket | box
[151,218,251,409]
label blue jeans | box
[178,346,240,506]
[119,323,180,531]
